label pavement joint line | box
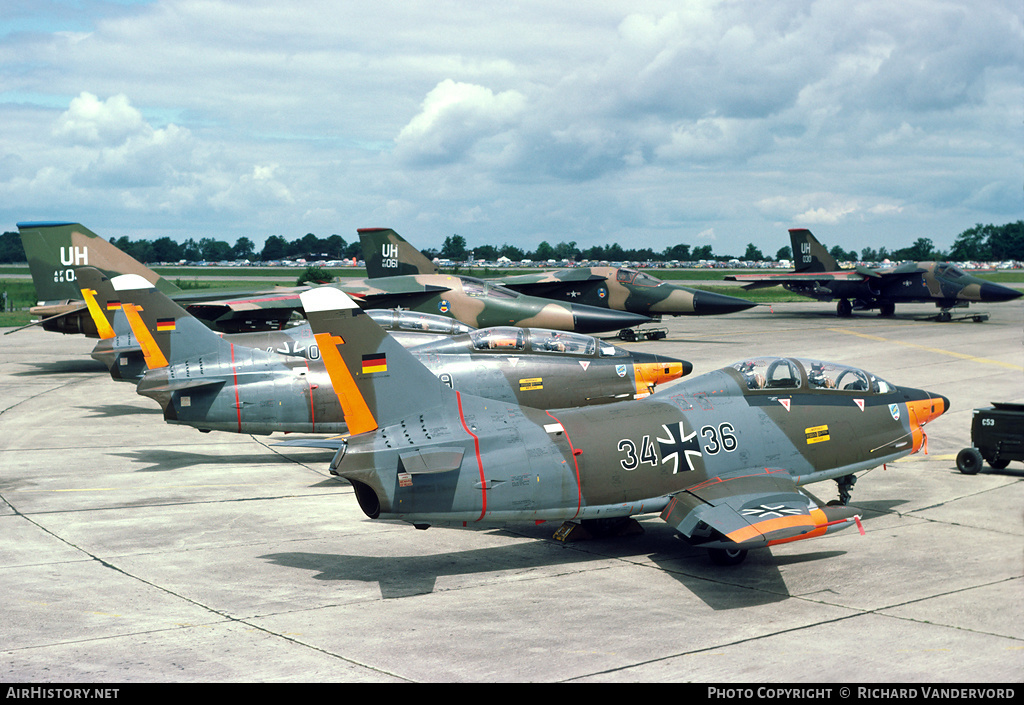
[0,376,86,418]
[2,490,413,679]
[567,574,1024,681]
[828,327,1024,371]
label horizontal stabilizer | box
[399,447,465,474]
[272,436,348,450]
[137,376,226,394]
[2,303,86,335]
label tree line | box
[1,221,1020,265]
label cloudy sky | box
[1,0,1020,257]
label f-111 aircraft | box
[360,227,757,319]
[724,228,1021,319]
[299,286,948,565]
[17,221,652,337]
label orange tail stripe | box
[121,304,168,369]
[313,332,377,435]
[80,288,116,340]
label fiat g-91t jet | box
[300,287,948,565]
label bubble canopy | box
[728,357,896,394]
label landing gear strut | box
[830,474,858,505]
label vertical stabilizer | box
[17,222,181,303]
[789,229,839,273]
[110,274,225,369]
[359,228,439,278]
[300,286,452,434]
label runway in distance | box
[18,221,652,337]
[300,285,948,565]
[75,268,688,436]
[360,227,758,318]
[724,228,1022,319]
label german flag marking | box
[361,352,387,374]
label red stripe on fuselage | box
[456,392,487,521]
[231,343,241,433]
[306,360,315,429]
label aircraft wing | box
[723,270,868,290]
[661,467,859,549]
[497,270,607,297]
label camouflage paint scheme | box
[333,271,652,333]
[17,221,309,336]
[76,268,688,436]
[725,228,1022,318]
[300,286,948,565]
[361,227,757,317]
[18,222,651,337]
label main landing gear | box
[837,299,894,318]
[707,547,748,566]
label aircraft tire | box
[955,447,983,475]
[837,299,852,317]
[879,302,895,317]
[986,457,1010,470]
[708,547,748,566]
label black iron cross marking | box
[657,421,702,474]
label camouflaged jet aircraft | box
[725,228,1022,319]
[18,221,650,337]
[361,227,758,320]
[79,269,688,436]
[300,286,948,565]
[16,221,310,336]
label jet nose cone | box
[979,281,1023,303]
[691,288,758,315]
[570,305,652,334]
[904,388,949,426]
[631,351,693,385]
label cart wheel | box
[956,447,983,475]
[987,457,1010,470]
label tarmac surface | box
[1,300,1021,683]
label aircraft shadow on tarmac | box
[78,403,162,418]
[107,448,320,473]
[259,521,854,609]
[14,359,108,375]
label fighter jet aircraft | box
[361,227,757,319]
[299,286,948,565]
[17,221,651,337]
[78,269,688,436]
[724,228,1022,319]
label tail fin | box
[74,267,119,340]
[17,222,181,303]
[109,273,225,370]
[789,228,839,272]
[300,286,451,434]
[358,228,438,278]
